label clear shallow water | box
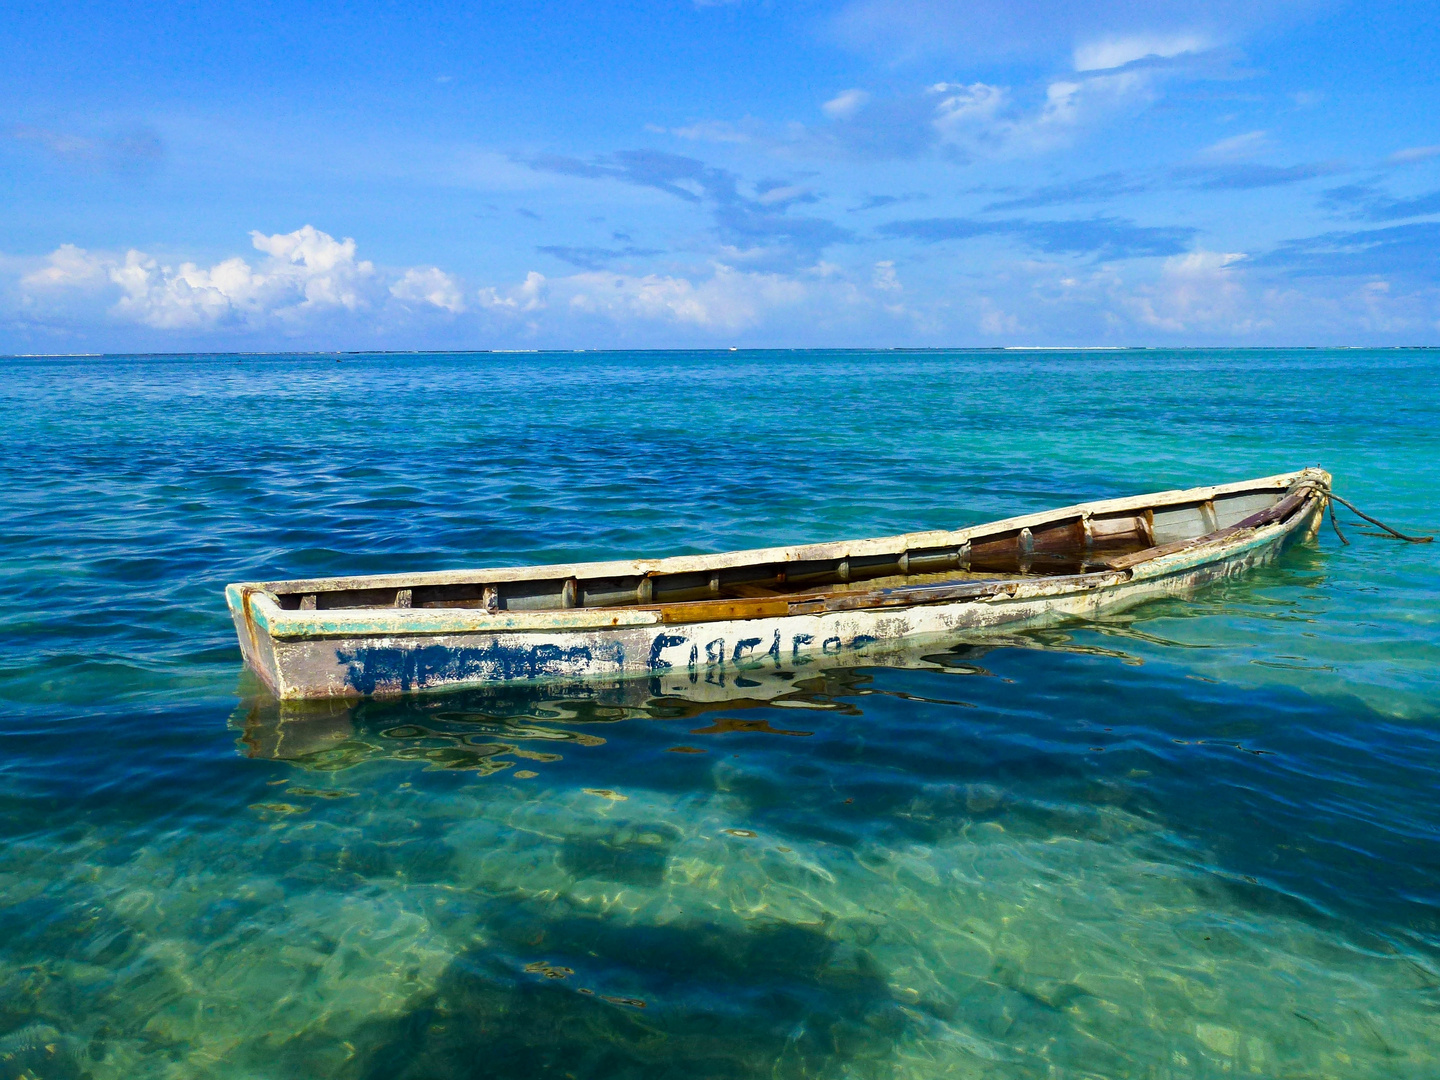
[1,349,1437,1079]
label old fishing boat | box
[227,468,1331,700]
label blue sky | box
[2,0,1438,350]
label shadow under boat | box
[230,626,1138,774]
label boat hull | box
[227,475,1326,699]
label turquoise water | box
[1,349,1437,1078]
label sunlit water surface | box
[1,350,1437,1079]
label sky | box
[2,0,1438,351]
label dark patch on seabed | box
[338,915,903,1080]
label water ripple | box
[0,349,1437,1077]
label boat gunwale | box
[230,469,1329,642]
[232,468,1318,596]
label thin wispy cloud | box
[668,44,1231,167]
[983,172,1148,211]
[1072,32,1209,72]
[822,89,871,120]
[1198,130,1271,161]
[1320,183,1440,222]
[1254,221,1440,279]
[536,244,666,270]
[827,0,1311,63]
[1181,161,1345,190]
[524,150,853,268]
[850,193,928,213]
[11,124,164,173]
[878,215,1195,259]
[1389,145,1440,166]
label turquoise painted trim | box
[251,593,663,641]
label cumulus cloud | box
[1121,251,1260,332]
[477,271,549,314]
[102,226,374,329]
[390,266,466,312]
[20,244,110,289]
[566,267,805,329]
[475,265,804,331]
[467,260,925,339]
[872,260,901,293]
[8,226,487,334]
[8,217,1430,350]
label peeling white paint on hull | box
[226,469,1329,700]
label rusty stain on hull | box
[224,468,1332,699]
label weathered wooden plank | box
[657,597,793,624]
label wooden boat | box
[227,468,1331,700]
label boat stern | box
[225,583,285,696]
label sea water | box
[0,349,1436,1079]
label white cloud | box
[471,261,919,336]
[829,0,1304,65]
[477,271,548,314]
[9,226,1435,349]
[560,265,806,331]
[390,266,466,312]
[109,251,252,329]
[248,225,373,310]
[978,299,1022,336]
[20,244,110,289]
[667,43,1184,163]
[1121,250,1262,333]
[822,89,871,120]
[9,226,466,333]
[1073,32,1208,72]
[930,82,1010,147]
[99,226,376,329]
[755,184,811,206]
[666,120,758,144]
[928,69,1151,157]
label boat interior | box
[260,483,1302,616]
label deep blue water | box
[0,349,1437,1078]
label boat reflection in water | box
[231,628,1131,774]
